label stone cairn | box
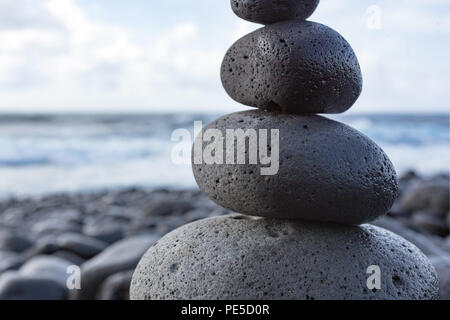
[131,1,439,300]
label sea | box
[0,113,448,199]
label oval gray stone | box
[399,180,449,215]
[0,229,33,253]
[56,233,108,259]
[130,215,439,300]
[0,272,67,300]
[71,234,158,300]
[221,21,362,114]
[231,0,320,25]
[98,270,134,300]
[19,255,73,287]
[192,111,398,225]
[373,217,449,258]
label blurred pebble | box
[430,256,450,300]
[71,234,158,300]
[97,270,134,300]
[0,173,447,300]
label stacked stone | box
[131,1,439,300]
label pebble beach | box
[0,171,448,300]
[0,0,449,303]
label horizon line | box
[0,110,448,117]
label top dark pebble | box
[231,0,320,24]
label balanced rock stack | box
[131,1,439,300]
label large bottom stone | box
[130,215,439,300]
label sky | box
[0,0,449,114]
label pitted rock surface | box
[192,110,398,225]
[221,21,362,114]
[130,215,439,300]
[231,0,320,24]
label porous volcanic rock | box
[221,21,362,114]
[131,215,438,300]
[231,0,320,24]
[192,110,398,225]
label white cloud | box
[0,0,448,113]
[312,0,450,113]
[3,1,217,111]
[0,0,239,112]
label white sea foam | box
[0,113,447,197]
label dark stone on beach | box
[32,218,82,236]
[399,181,449,216]
[192,111,398,225]
[144,197,195,217]
[83,222,124,244]
[103,206,133,223]
[19,255,72,287]
[387,202,409,218]
[410,211,449,237]
[52,250,86,265]
[56,233,108,259]
[184,208,212,223]
[430,256,450,300]
[0,208,27,228]
[5,186,450,300]
[72,234,158,300]
[231,0,319,24]
[0,255,72,300]
[124,216,159,237]
[24,233,108,260]
[373,217,449,258]
[38,208,83,226]
[0,273,67,300]
[399,170,421,184]
[0,250,24,273]
[448,213,450,234]
[23,235,66,260]
[0,229,33,253]
[221,21,362,114]
[97,270,134,300]
[398,170,422,196]
[126,215,189,238]
[131,215,438,300]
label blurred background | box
[0,0,449,300]
[0,0,448,197]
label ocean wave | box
[0,113,447,197]
[337,115,449,145]
[0,136,168,167]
